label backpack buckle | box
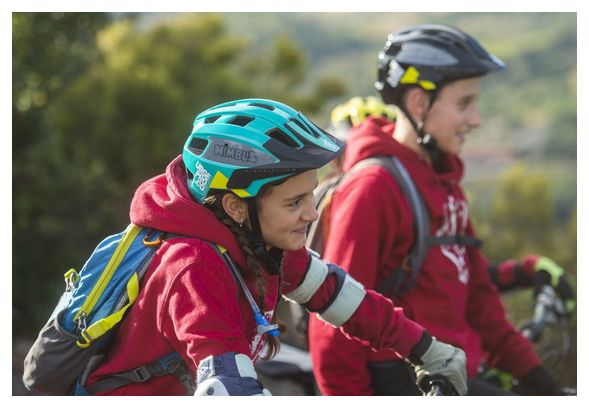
[129,366,152,382]
[143,230,164,247]
[64,268,79,291]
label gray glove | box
[408,332,467,396]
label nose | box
[302,197,319,223]
[469,105,482,129]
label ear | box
[404,87,430,122]
[221,193,248,224]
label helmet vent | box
[205,115,221,124]
[266,128,299,148]
[188,138,208,155]
[292,118,321,139]
[249,102,275,111]
[228,116,255,127]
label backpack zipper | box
[111,247,158,313]
[73,224,143,329]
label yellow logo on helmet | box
[400,66,437,91]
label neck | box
[393,117,432,166]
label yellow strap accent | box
[215,244,228,254]
[76,272,140,348]
[74,224,143,323]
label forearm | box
[488,255,539,291]
[282,250,424,357]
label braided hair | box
[202,192,284,360]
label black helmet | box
[375,24,505,105]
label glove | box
[533,256,576,314]
[407,331,467,396]
[519,365,567,395]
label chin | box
[283,237,306,252]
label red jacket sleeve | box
[489,255,540,291]
[282,168,424,395]
[464,223,541,379]
[160,259,253,369]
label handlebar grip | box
[418,375,458,396]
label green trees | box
[12,13,345,334]
[473,163,576,275]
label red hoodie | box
[308,117,541,395]
[86,155,425,395]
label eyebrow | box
[283,181,319,202]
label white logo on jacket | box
[435,196,470,284]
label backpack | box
[22,224,195,395]
[308,155,483,297]
[281,155,483,350]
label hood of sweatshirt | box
[342,117,465,218]
[129,155,249,269]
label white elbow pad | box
[194,352,271,396]
[283,255,328,304]
[317,272,366,327]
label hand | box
[533,256,575,313]
[408,332,467,396]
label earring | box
[239,219,244,229]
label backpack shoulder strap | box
[306,175,343,255]
[371,157,483,297]
[365,156,432,297]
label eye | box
[288,198,302,208]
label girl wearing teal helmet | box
[81,98,466,396]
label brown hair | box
[202,191,283,360]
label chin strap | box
[399,100,443,167]
[246,199,282,275]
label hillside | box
[220,12,577,215]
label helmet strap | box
[246,199,281,275]
[399,97,443,167]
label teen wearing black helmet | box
[375,23,505,166]
[308,24,574,396]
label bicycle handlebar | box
[520,285,564,341]
[519,285,570,365]
[419,375,457,396]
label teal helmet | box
[183,98,343,202]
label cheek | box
[259,208,295,237]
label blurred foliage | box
[482,164,555,259]
[12,11,576,389]
[470,163,577,387]
[12,12,345,334]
